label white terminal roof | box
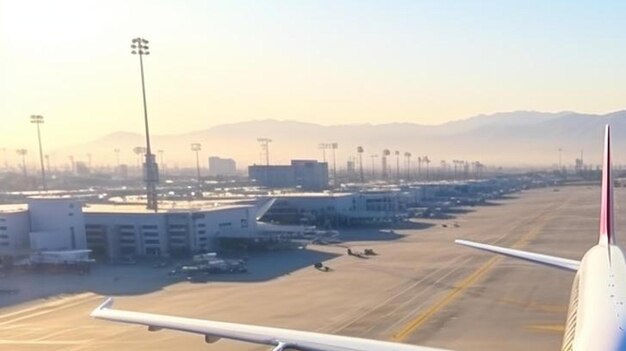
[270,192,353,198]
[83,202,253,214]
[0,204,28,213]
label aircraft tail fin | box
[599,124,615,246]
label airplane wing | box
[455,239,580,272]
[91,298,452,351]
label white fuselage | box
[564,245,626,351]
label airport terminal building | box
[261,190,404,226]
[0,197,89,266]
[0,198,259,263]
[84,204,256,260]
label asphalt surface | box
[0,186,610,351]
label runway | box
[0,186,609,351]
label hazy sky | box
[2,0,626,151]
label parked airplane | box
[91,125,621,351]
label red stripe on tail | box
[599,124,615,246]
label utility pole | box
[357,146,364,183]
[558,147,562,171]
[30,115,46,191]
[191,143,202,198]
[423,156,430,180]
[131,37,159,211]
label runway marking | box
[0,293,94,321]
[497,298,567,313]
[391,256,499,341]
[325,200,551,336]
[33,327,77,341]
[391,203,560,342]
[324,255,473,334]
[526,324,565,333]
[0,339,88,345]
[0,294,100,327]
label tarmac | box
[0,185,610,351]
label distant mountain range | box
[56,110,626,169]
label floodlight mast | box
[191,143,203,198]
[29,115,46,191]
[257,138,272,165]
[131,37,158,211]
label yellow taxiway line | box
[391,206,559,342]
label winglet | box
[91,297,114,317]
[256,198,276,221]
[599,124,615,246]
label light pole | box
[381,149,390,180]
[370,154,378,179]
[319,142,338,185]
[131,37,159,211]
[357,146,364,183]
[69,155,75,174]
[114,148,120,168]
[404,152,411,180]
[417,156,422,180]
[257,138,272,165]
[318,143,328,162]
[1,148,7,170]
[16,149,28,188]
[133,146,146,172]
[45,155,50,174]
[158,149,164,175]
[558,147,562,171]
[394,150,400,182]
[30,115,46,191]
[191,143,202,198]
[331,143,338,186]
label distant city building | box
[75,161,90,175]
[208,156,237,177]
[115,164,129,179]
[346,159,356,178]
[248,160,329,190]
